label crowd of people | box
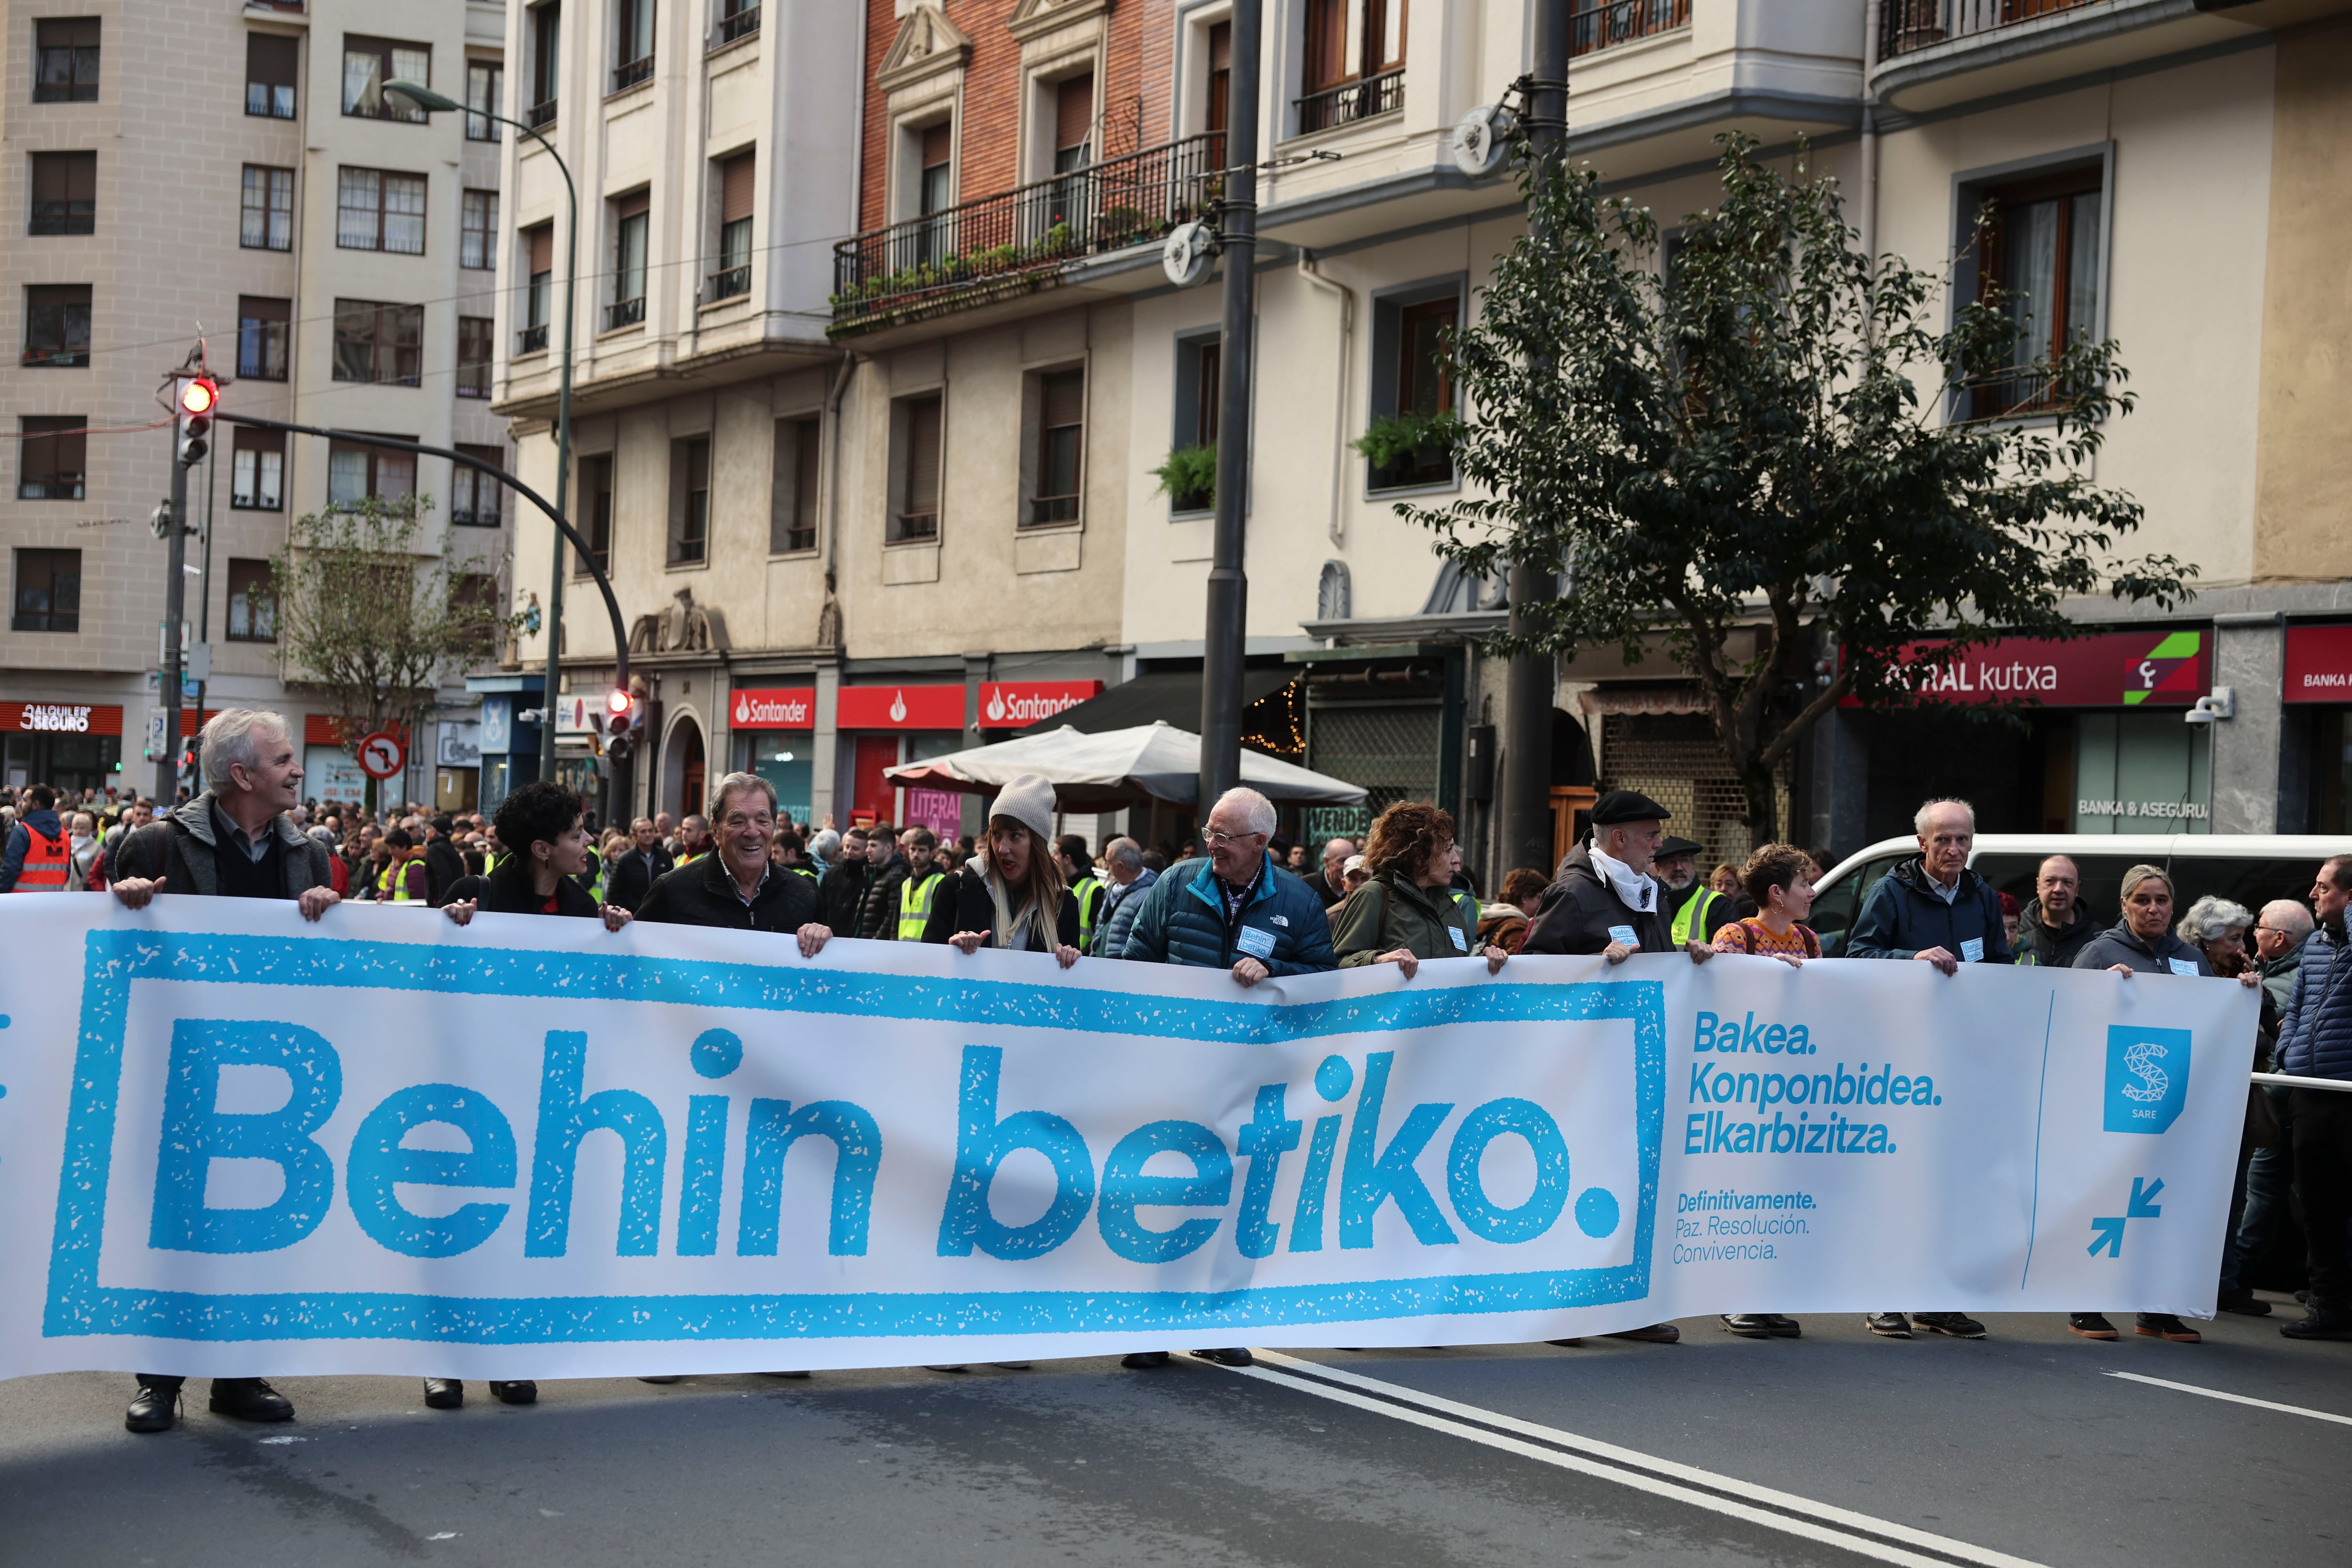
[5,707,2348,1437]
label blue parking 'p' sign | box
[2104,1025,2190,1135]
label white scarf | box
[1589,842,1658,915]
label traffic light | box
[177,377,217,467]
[604,687,642,761]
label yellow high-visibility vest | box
[1669,887,1721,946]
[898,869,944,940]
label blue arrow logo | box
[2089,1176,2164,1258]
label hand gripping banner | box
[0,898,2256,1378]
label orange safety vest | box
[11,822,71,891]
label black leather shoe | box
[2216,1289,2272,1317]
[423,1378,463,1409]
[1191,1347,1252,1367]
[1913,1311,1986,1339]
[125,1382,178,1434]
[488,1380,537,1405]
[637,1376,682,1385]
[1120,1351,1170,1369]
[1606,1322,1680,1344]
[209,1378,294,1423]
[2280,1312,2352,1341]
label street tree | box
[1409,133,2194,842]
[268,494,516,805]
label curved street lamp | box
[385,78,579,792]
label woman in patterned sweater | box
[1711,844,1822,964]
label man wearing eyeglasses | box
[1114,786,1335,1372]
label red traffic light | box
[604,688,635,734]
[180,377,219,416]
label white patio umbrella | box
[884,720,1366,811]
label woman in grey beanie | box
[927,772,1081,966]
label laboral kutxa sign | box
[1841,629,2209,707]
[0,897,2251,1378]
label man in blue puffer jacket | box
[2278,854,2352,1341]
[1116,786,1334,1375]
[1119,786,1336,984]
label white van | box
[1808,835,2352,958]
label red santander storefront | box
[833,679,1102,840]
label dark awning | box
[1033,669,1297,734]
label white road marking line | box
[2103,1370,2352,1427]
[1230,1351,2048,1568]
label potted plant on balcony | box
[1151,443,1216,512]
[1354,409,1456,490]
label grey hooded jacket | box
[114,791,335,899]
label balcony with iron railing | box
[605,296,646,332]
[1879,0,2102,60]
[611,55,653,93]
[517,322,549,354]
[1571,0,1691,56]
[1294,67,1405,136]
[712,3,759,49]
[707,264,751,302]
[526,98,557,128]
[831,131,1224,334]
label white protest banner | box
[0,897,2256,1378]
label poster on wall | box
[304,746,366,803]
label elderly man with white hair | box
[1113,785,1335,1373]
[1845,796,2010,1345]
[108,708,342,1434]
[2218,898,2320,1317]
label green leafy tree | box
[1409,134,2194,841]
[268,495,517,804]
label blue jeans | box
[2222,1087,2294,1294]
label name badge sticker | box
[2167,957,2201,978]
[1960,937,1985,964]
[1448,927,1469,952]
[1234,925,1276,961]
[1607,924,1639,948]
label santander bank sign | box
[730,687,815,729]
[980,680,1103,729]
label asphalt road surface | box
[3,1296,2345,1568]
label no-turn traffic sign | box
[356,731,405,780]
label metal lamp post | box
[386,79,578,790]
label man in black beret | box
[1520,789,1712,1348]
[1525,790,1720,967]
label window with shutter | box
[1030,369,1084,525]
[238,295,291,381]
[713,151,755,297]
[1055,74,1093,163]
[246,33,298,118]
[30,151,96,235]
[893,395,942,542]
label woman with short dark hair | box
[428,779,633,1413]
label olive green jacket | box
[1331,870,1478,966]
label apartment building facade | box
[1101,0,2352,878]
[0,0,513,810]
[493,0,1147,835]
[483,0,2352,866]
